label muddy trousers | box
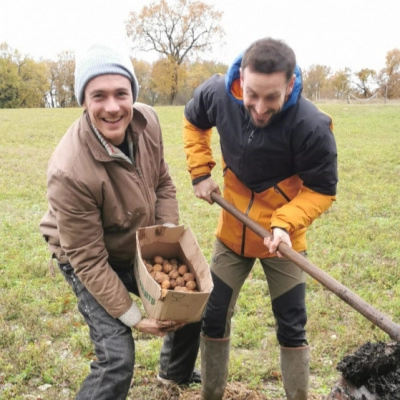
[59,262,201,399]
[201,239,308,400]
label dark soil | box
[335,341,400,399]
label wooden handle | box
[210,191,400,342]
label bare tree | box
[353,68,376,98]
[302,65,331,101]
[54,50,76,107]
[126,0,224,104]
[329,68,352,99]
[381,48,400,99]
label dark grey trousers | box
[59,262,201,399]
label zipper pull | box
[248,129,255,142]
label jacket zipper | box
[248,128,255,143]
[241,126,256,185]
[134,152,156,222]
[240,191,255,256]
[239,185,290,256]
[274,184,291,202]
[240,126,256,255]
[123,148,155,223]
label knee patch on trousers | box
[272,283,308,347]
[202,271,233,338]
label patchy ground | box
[128,381,324,399]
[326,341,400,400]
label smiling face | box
[83,74,133,145]
[240,68,295,128]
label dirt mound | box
[327,341,400,400]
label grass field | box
[0,103,399,399]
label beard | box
[247,106,280,128]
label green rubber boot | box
[280,346,310,400]
[200,334,230,400]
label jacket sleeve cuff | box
[118,302,142,327]
[189,165,213,182]
[192,174,211,185]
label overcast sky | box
[1,0,398,73]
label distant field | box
[0,103,399,399]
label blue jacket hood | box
[225,52,302,112]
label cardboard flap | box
[137,225,185,245]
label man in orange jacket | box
[183,37,338,400]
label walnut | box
[152,263,163,272]
[154,271,168,284]
[153,255,164,265]
[178,264,188,275]
[186,280,197,290]
[168,269,179,280]
[175,276,185,287]
[161,280,171,289]
[182,272,194,282]
[170,263,178,271]
[169,279,177,289]
[145,263,153,273]
[174,286,189,292]
[162,263,172,274]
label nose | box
[104,96,120,112]
[254,100,268,116]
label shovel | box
[210,192,400,397]
[210,191,400,342]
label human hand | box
[162,223,176,228]
[193,177,221,205]
[134,318,186,337]
[263,227,292,258]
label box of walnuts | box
[135,225,213,322]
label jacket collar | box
[225,52,302,112]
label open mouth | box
[104,116,123,124]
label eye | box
[117,90,130,98]
[266,94,280,102]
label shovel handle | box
[210,191,400,342]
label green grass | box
[0,103,399,399]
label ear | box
[239,67,244,88]
[287,74,296,95]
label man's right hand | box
[135,318,186,337]
[193,177,221,204]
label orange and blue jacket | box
[183,55,338,258]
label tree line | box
[1,41,399,108]
[1,0,399,108]
[302,51,400,102]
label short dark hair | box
[241,38,296,82]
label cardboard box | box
[134,225,213,322]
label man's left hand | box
[263,227,292,258]
[135,318,186,337]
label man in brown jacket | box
[40,42,201,399]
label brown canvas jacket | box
[40,103,178,318]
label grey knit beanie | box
[74,43,139,106]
